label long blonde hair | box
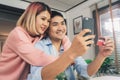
[16,2,51,37]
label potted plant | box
[97,57,114,76]
[56,72,67,80]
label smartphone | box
[82,17,94,36]
[82,17,94,46]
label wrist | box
[66,48,77,60]
[98,52,107,59]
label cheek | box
[36,23,40,30]
[36,20,40,27]
[65,27,66,30]
[36,17,42,25]
[47,23,50,27]
[64,26,67,32]
[36,18,39,24]
[50,27,56,32]
[35,22,39,29]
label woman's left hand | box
[98,37,114,57]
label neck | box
[51,39,62,51]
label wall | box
[0,0,29,9]
[90,0,118,12]
[65,0,119,60]
[0,19,11,53]
[65,0,102,60]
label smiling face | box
[48,16,66,41]
[36,10,51,35]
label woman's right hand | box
[69,29,95,58]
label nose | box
[58,24,64,30]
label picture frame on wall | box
[73,16,83,34]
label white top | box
[91,76,120,80]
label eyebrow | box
[52,20,65,23]
[41,16,50,20]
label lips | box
[56,31,64,35]
[41,27,46,32]
[56,31,66,36]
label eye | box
[61,21,65,25]
[52,22,58,26]
[41,18,46,21]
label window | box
[93,0,120,74]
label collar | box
[44,36,64,52]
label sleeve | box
[27,66,43,80]
[74,57,90,78]
[6,28,57,66]
[62,36,71,51]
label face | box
[49,16,66,41]
[36,10,50,35]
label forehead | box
[51,16,64,22]
[38,10,50,19]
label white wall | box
[65,0,102,60]
[0,0,29,9]
[65,0,118,60]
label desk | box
[91,76,120,80]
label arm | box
[87,37,114,76]
[7,27,56,66]
[41,50,75,80]
[27,36,72,80]
[87,53,106,76]
[41,29,95,80]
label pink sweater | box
[0,27,71,80]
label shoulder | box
[13,26,29,38]
[8,26,28,37]
[6,26,31,43]
[35,37,52,48]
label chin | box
[58,36,65,40]
[40,31,45,35]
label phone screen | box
[82,17,94,34]
[82,17,94,46]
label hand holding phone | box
[83,31,92,47]
[82,17,94,46]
